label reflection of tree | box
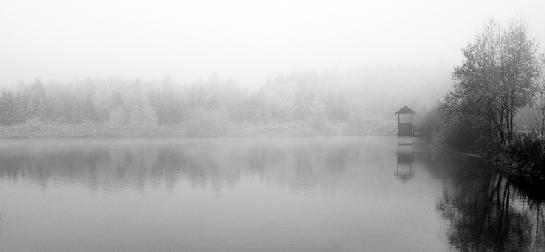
[434,154,545,251]
[0,140,364,192]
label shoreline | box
[446,142,545,201]
[0,122,396,139]
[425,134,545,200]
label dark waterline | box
[0,137,542,251]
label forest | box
[0,71,437,137]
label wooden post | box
[410,114,413,136]
[397,114,400,136]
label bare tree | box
[442,19,542,147]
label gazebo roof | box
[395,106,416,115]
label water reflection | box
[396,144,414,182]
[433,154,545,251]
[2,137,457,252]
[0,138,392,193]
[1,137,544,251]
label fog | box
[3,2,545,251]
[2,0,545,89]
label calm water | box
[0,137,543,251]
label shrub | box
[508,136,545,174]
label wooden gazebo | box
[395,106,415,136]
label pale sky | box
[1,0,544,87]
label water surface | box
[0,137,542,251]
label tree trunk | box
[499,108,505,145]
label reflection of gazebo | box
[395,144,414,182]
[395,106,415,137]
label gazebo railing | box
[411,125,434,137]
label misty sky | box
[1,0,545,87]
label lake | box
[0,137,543,251]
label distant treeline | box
[0,72,416,136]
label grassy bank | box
[436,131,545,197]
[0,121,396,139]
[488,137,545,196]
